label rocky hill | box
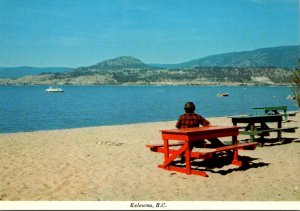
[73,56,151,73]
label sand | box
[0,113,299,202]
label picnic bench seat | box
[146,142,257,161]
[239,126,298,136]
[146,143,184,151]
[287,111,298,116]
[239,126,298,143]
[256,127,298,133]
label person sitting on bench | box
[176,102,224,149]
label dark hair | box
[184,102,196,113]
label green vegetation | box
[0,66,294,86]
[292,59,300,107]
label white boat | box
[286,95,295,100]
[217,93,229,97]
[45,86,64,93]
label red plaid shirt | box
[176,113,210,129]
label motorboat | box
[45,86,64,93]
[217,93,229,97]
[286,95,295,100]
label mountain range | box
[151,45,300,69]
[0,45,299,78]
[66,45,300,73]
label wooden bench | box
[146,143,184,151]
[256,127,298,134]
[146,142,257,161]
[287,111,298,117]
[239,126,298,135]
[239,126,298,142]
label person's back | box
[176,102,224,151]
[176,113,210,129]
[176,102,210,129]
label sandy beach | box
[0,113,299,202]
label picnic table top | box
[229,114,284,119]
[253,106,287,110]
[160,125,240,134]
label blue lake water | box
[0,85,298,133]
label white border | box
[1,201,300,210]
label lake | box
[0,85,298,133]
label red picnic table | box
[146,126,258,177]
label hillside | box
[0,67,293,86]
[151,45,300,69]
[0,45,298,79]
[73,56,151,73]
[0,45,298,86]
[0,67,72,78]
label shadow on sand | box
[240,137,299,147]
[172,153,270,176]
[258,137,299,147]
[170,138,299,176]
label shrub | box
[292,59,300,107]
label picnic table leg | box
[284,109,288,122]
[232,121,237,127]
[232,134,238,145]
[231,135,242,166]
[260,122,264,141]
[277,121,282,142]
[163,139,170,170]
[232,149,242,166]
[259,121,269,146]
[158,143,209,177]
[185,142,191,175]
[250,124,255,142]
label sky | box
[0,0,299,67]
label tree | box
[292,59,300,107]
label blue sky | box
[0,0,299,67]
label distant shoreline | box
[0,83,294,87]
[0,66,294,86]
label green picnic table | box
[231,114,298,145]
[253,106,288,121]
